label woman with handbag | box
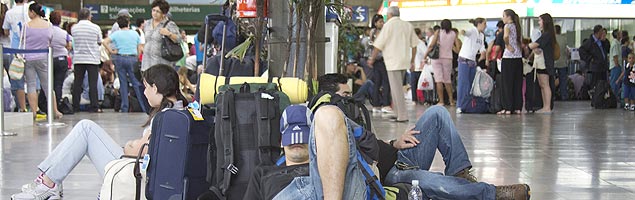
[22,2,63,119]
[141,0,181,72]
[528,13,557,114]
[423,19,458,106]
[11,64,187,199]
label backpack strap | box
[133,143,149,200]
[255,91,275,165]
[355,100,372,130]
[356,152,385,200]
[219,90,237,195]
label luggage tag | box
[188,108,204,121]
[187,101,204,121]
[141,154,150,172]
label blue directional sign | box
[351,6,368,23]
[85,4,101,20]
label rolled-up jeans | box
[273,117,366,200]
[37,120,124,184]
[385,106,495,199]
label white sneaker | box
[456,108,462,114]
[630,105,635,111]
[372,108,382,113]
[12,181,62,200]
[625,104,630,110]
[381,107,393,113]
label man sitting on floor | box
[244,74,531,200]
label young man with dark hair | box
[289,74,531,200]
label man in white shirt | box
[2,0,29,112]
[367,6,419,122]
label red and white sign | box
[237,0,268,18]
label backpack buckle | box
[227,164,239,174]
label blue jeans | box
[3,54,25,110]
[609,67,622,96]
[38,120,123,184]
[81,71,104,101]
[457,58,477,109]
[556,67,569,100]
[385,106,495,199]
[353,80,375,103]
[274,117,366,199]
[113,55,148,113]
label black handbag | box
[429,44,440,59]
[160,21,184,62]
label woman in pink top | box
[424,19,460,106]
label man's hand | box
[393,126,421,149]
[367,58,375,68]
[410,62,415,72]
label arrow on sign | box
[354,6,366,22]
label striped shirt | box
[71,20,102,65]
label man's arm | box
[367,48,381,67]
[315,105,348,200]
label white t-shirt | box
[458,26,485,61]
[414,40,428,72]
[2,4,29,49]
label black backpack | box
[308,91,373,130]
[204,83,284,200]
[307,91,384,200]
[591,80,617,109]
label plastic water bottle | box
[408,180,423,200]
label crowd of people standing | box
[2,0,187,120]
[351,6,631,116]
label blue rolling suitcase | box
[145,108,213,200]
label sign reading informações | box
[87,4,221,22]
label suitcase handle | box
[206,15,229,24]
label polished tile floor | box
[1,101,635,199]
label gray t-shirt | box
[71,20,103,65]
[141,19,180,71]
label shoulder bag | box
[160,21,184,62]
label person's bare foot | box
[55,112,63,119]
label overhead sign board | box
[86,4,221,22]
[161,0,226,5]
[351,6,368,22]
